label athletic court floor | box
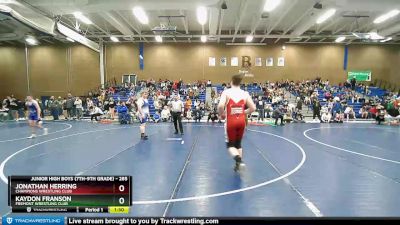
[0,121,399,217]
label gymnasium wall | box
[1,43,399,99]
[0,45,100,99]
[0,46,27,99]
[105,43,400,87]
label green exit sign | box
[347,70,371,81]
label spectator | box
[264,104,273,118]
[256,96,265,121]
[312,100,322,122]
[0,104,9,122]
[36,98,44,118]
[321,105,331,123]
[66,93,74,120]
[48,96,60,120]
[161,106,171,122]
[108,97,116,120]
[344,106,355,121]
[117,102,130,124]
[359,106,369,119]
[154,98,162,113]
[193,106,202,123]
[74,97,83,120]
[351,77,356,90]
[376,104,386,125]
[89,106,103,122]
[186,108,193,120]
[185,96,192,115]
[152,111,161,123]
[273,105,285,126]
[207,109,218,123]
[9,96,19,121]
[332,98,343,119]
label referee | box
[169,94,184,135]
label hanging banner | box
[139,42,144,70]
[343,46,349,71]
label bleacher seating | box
[313,88,363,118]
[356,86,387,98]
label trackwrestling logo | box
[2,216,64,225]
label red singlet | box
[226,98,246,142]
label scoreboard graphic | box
[8,176,132,213]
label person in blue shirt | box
[332,98,343,119]
[137,90,150,140]
[26,95,48,138]
[117,102,130,124]
[152,112,161,123]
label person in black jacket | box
[65,93,75,120]
[192,106,202,123]
[312,100,322,122]
[256,96,265,121]
[273,105,285,126]
[351,78,356,90]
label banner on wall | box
[231,57,238,66]
[266,57,273,67]
[277,57,285,67]
[220,57,227,66]
[209,57,216,66]
[255,57,262,67]
[347,70,371,81]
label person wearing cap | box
[168,94,184,135]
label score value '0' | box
[119,185,125,205]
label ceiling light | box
[66,37,75,42]
[374,9,400,24]
[132,7,149,24]
[201,35,207,43]
[110,36,119,42]
[25,36,38,45]
[380,37,392,43]
[263,0,281,12]
[197,6,208,25]
[316,8,336,24]
[73,12,93,25]
[246,35,254,42]
[335,36,346,43]
[369,32,384,40]
[155,35,162,42]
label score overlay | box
[8,176,132,213]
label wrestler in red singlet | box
[218,74,256,171]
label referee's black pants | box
[172,112,183,134]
